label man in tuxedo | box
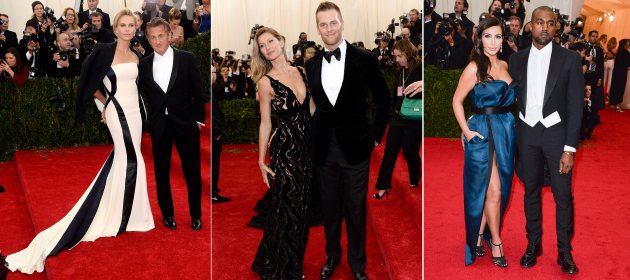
[139,17,206,231]
[0,14,18,57]
[585,30,605,113]
[508,6,583,274]
[90,12,115,44]
[305,2,390,280]
[78,0,112,30]
[210,65,230,203]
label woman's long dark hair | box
[4,47,25,73]
[469,17,504,83]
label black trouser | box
[152,116,202,219]
[518,121,575,253]
[211,134,223,196]
[316,133,370,274]
[375,118,422,189]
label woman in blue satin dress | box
[452,17,517,268]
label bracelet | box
[563,151,574,155]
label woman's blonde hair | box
[251,27,287,83]
[63,7,79,31]
[112,8,137,32]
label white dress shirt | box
[153,46,174,114]
[321,39,347,106]
[520,43,575,152]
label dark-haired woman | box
[452,17,517,267]
[609,39,630,111]
[373,39,422,198]
[0,47,29,87]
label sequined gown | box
[463,80,517,265]
[251,69,312,279]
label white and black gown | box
[6,62,154,274]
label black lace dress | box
[251,69,312,279]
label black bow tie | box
[323,48,341,63]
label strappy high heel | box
[490,241,508,267]
[372,189,391,199]
[475,234,485,257]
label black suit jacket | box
[0,30,19,56]
[139,48,205,137]
[508,43,584,149]
[305,41,391,165]
[78,9,112,30]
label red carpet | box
[425,108,630,280]
[0,103,211,279]
[212,142,421,279]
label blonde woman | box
[168,8,185,47]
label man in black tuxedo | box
[508,6,583,274]
[139,17,205,231]
[305,2,390,280]
[0,14,18,57]
[585,30,605,113]
[78,0,111,30]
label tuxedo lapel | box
[146,53,165,94]
[543,44,562,108]
[165,49,180,94]
[519,48,530,115]
[313,52,334,109]
[335,41,359,108]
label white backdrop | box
[211,0,419,58]
[0,0,147,40]
[432,0,584,29]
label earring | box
[500,45,503,53]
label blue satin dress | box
[463,80,517,265]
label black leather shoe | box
[557,252,578,274]
[0,185,5,193]
[211,194,231,203]
[192,218,202,231]
[320,257,340,279]
[163,217,176,230]
[353,272,368,280]
[1,251,9,280]
[520,243,542,268]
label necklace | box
[401,68,413,88]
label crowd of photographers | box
[0,0,210,111]
[211,8,421,101]
[425,0,630,140]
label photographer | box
[0,47,29,87]
[424,0,442,65]
[580,84,600,140]
[499,16,528,62]
[29,1,56,47]
[292,32,308,59]
[132,11,153,57]
[55,8,82,50]
[78,0,112,30]
[407,9,421,47]
[0,14,19,57]
[448,0,474,43]
[428,19,468,69]
[213,64,235,101]
[232,57,255,98]
[19,20,51,78]
[50,33,81,78]
[141,0,171,24]
[585,30,605,112]
[373,36,394,69]
[89,12,115,44]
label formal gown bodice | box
[469,80,517,109]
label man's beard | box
[534,32,552,46]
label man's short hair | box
[509,16,521,24]
[410,8,420,15]
[588,30,598,37]
[146,17,171,33]
[89,11,103,20]
[316,1,343,23]
[0,13,9,19]
[531,6,557,21]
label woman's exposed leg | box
[484,153,504,258]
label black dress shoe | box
[557,252,579,274]
[163,217,176,230]
[192,218,202,231]
[1,251,9,280]
[520,243,542,268]
[0,185,5,193]
[353,272,368,280]
[211,194,231,203]
[320,257,340,279]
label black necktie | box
[323,48,341,63]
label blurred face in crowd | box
[589,32,598,44]
[134,14,143,29]
[0,15,8,31]
[91,15,103,29]
[409,10,419,22]
[88,0,99,11]
[211,65,216,84]
[169,18,181,29]
[481,25,503,56]
[509,19,521,35]
[34,4,44,19]
[393,49,408,68]
[65,9,76,24]
[57,33,72,50]
[491,1,502,13]
[379,39,388,49]
[401,28,411,40]
[147,24,172,55]
[454,0,465,14]
[585,85,591,98]
[115,15,136,42]
[4,52,17,67]
[299,33,307,41]
[220,66,229,79]
[24,25,37,35]
[531,9,557,48]
[316,9,344,49]
[257,31,285,62]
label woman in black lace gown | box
[250,27,314,279]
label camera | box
[77,24,98,54]
[54,17,69,32]
[23,31,39,44]
[505,32,516,43]
[0,19,4,25]
[131,30,144,47]
[241,54,251,70]
[43,6,56,21]
[424,0,434,15]
[507,0,517,9]
[248,24,264,45]
[59,50,69,61]
[439,14,453,36]
[399,13,409,24]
